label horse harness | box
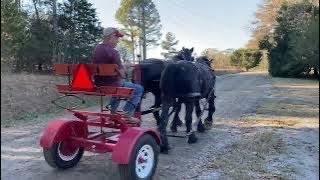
[168,61,216,121]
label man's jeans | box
[109,81,144,116]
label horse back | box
[160,61,202,98]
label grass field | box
[1,73,100,127]
[208,77,319,179]
[215,68,244,75]
[1,69,242,128]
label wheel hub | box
[57,141,79,161]
[135,144,154,178]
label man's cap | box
[103,27,124,38]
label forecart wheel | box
[43,140,84,169]
[118,134,159,180]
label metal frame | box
[40,63,160,165]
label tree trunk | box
[32,0,40,21]
[52,0,58,64]
[130,30,135,63]
[141,8,147,60]
[69,1,75,63]
[15,0,20,9]
[138,37,143,63]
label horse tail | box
[160,63,178,96]
[160,62,201,98]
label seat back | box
[53,64,119,76]
[53,64,120,92]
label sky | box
[22,0,262,59]
[87,0,262,58]
[23,0,262,58]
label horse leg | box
[170,99,183,132]
[204,94,216,129]
[152,91,162,126]
[174,99,183,126]
[185,100,197,144]
[158,97,172,154]
[195,100,205,133]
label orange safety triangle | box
[71,64,94,91]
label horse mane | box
[196,56,214,69]
[141,58,165,64]
[171,48,195,62]
[171,53,184,61]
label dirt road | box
[1,72,318,180]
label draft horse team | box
[137,47,216,153]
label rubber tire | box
[118,134,159,180]
[43,142,84,169]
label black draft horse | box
[158,55,217,153]
[133,47,194,127]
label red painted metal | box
[54,64,119,76]
[40,120,87,149]
[70,110,138,131]
[56,85,134,98]
[112,127,161,164]
[59,140,79,156]
[70,137,115,153]
[87,132,105,139]
[40,63,160,168]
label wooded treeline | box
[248,0,319,78]
[1,0,165,72]
[2,0,319,78]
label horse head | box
[196,56,214,70]
[172,47,195,62]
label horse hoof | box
[197,122,205,133]
[187,133,198,144]
[170,125,178,133]
[204,121,213,130]
[176,119,183,127]
[160,145,171,154]
[156,120,160,126]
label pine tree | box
[43,0,58,63]
[116,2,140,63]
[117,41,134,63]
[119,26,139,63]
[58,0,102,63]
[1,0,28,65]
[262,1,319,77]
[116,0,162,60]
[161,32,179,59]
[230,49,262,71]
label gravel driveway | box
[1,72,286,180]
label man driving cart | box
[92,27,144,121]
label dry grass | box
[241,116,318,129]
[260,77,319,119]
[257,100,319,118]
[208,130,285,179]
[1,73,98,127]
[215,68,244,75]
[0,67,244,128]
[207,76,319,179]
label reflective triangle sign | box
[71,64,94,91]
